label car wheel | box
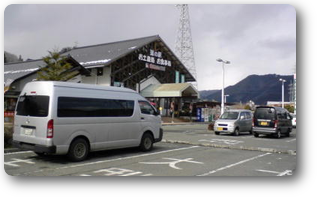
[140,133,154,152]
[234,128,240,136]
[68,138,89,162]
[254,132,259,137]
[286,128,291,137]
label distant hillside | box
[200,74,294,105]
[4,51,22,63]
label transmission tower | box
[175,4,198,89]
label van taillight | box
[252,118,255,127]
[47,119,54,138]
[274,120,278,128]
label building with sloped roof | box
[4,35,199,122]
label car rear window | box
[16,96,49,117]
[254,108,275,120]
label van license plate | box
[24,128,34,135]
[260,122,268,126]
[217,127,223,131]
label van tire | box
[275,130,282,139]
[254,132,259,137]
[68,138,89,162]
[139,133,154,152]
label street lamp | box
[217,58,230,115]
[279,78,286,108]
[224,95,230,103]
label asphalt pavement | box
[4,123,296,176]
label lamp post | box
[224,95,230,103]
[279,78,286,108]
[217,58,230,115]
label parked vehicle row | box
[214,106,293,138]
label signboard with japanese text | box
[138,49,172,71]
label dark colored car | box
[253,106,292,138]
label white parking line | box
[4,158,35,167]
[286,139,296,143]
[14,146,199,176]
[4,151,33,156]
[62,146,199,169]
[197,153,272,176]
[256,169,293,176]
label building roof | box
[4,55,90,87]
[4,35,196,84]
[64,35,159,68]
[4,59,45,85]
[141,83,199,98]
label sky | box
[4,4,296,91]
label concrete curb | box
[161,139,296,156]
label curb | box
[161,139,296,156]
[162,122,210,126]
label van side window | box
[277,112,286,120]
[138,101,155,115]
[58,97,134,117]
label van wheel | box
[140,133,154,152]
[275,130,282,139]
[68,138,89,162]
[215,132,220,135]
[254,132,259,137]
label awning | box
[141,83,199,98]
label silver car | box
[214,110,253,136]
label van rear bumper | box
[253,127,276,134]
[12,140,56,154]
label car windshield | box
[220,112,239,120]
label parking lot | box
[4,124,296,176]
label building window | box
[97,67,103,76]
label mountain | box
[4,51,22,63]
[200,74,294,105]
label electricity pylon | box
[175,4,198,89]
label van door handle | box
[141,117,145,120]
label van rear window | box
[58,97,134,117]
[254,108,276,120]
[16,96,49,117]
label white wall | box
[81,66,111,86]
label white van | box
[12,81,163,161]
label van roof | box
[27,81,137,94]
[256,106,288,112]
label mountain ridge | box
[199,74,294,105]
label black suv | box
[253,106,292,138]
